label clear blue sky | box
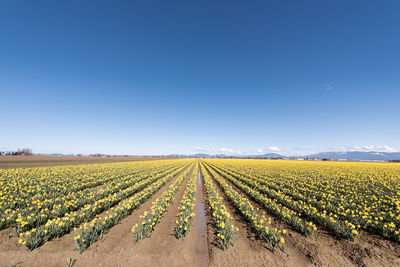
[1,0,399,155]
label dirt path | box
[192,165,210,265]
[204,162,400,267]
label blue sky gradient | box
[1,0,399,155]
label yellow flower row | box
[174,163,199,238]
[132,162,196,242]
[200,163,237,250]
[203,163,285,252]
[18,161,191,251]
[0,160,179,231]
[73,161,194,253]
[13,163,176,234]
[205,162,315,237]
[204,159,400,243]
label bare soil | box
[0,155,169,169]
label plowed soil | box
[0,155,166,169]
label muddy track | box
[192,162,210,266]
[203,161,400,267]
[200,163,218,264]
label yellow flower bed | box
[175,163,199,238]
[8,159,192,251]
[204,159,400,242]
[200,163,237,250]
[203,163,285,252]
[131,162,195,243]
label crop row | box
[74,161,195,252]
[203,162,315,237]
[219,164,400,241]
[19,161,192,250]
[207,162,358,240]
[202,163,285,252]
[174,163,199,238]
[13,163,182,234]
[200,163,237,250]
[1,161,176,229]
[132,163,194,243]
[1,164,141,212]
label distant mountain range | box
[171,153,287,159]
[304,151,400,161]
[170,152,400,161]
[2,151,399,161]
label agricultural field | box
[0,155,166,169]
[1,159,400,266]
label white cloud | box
[317,146,346,152]
[192,146,213,153]
[193,144,398,156]
[348,145,397,152]
[318,145,398,153]
[192,146,244,155]
[219,147,234,154]
[267,146,281,152]
[256,146,281,154]
[219,147,244,155]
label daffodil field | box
[202,159,400,243]
[0,159,192,250]
[1,157,400,260]
[74,161,192,252]
[202,162,285,252]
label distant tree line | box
[10,148,33,155]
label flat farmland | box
[0,155,168,169]
[1,159,400,267]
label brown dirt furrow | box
[325,231,400,267]
[0,162,195,267]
